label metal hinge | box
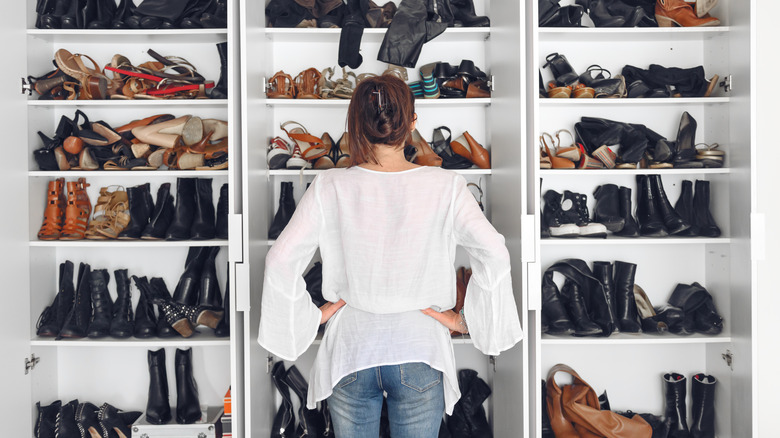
[489,355,496,372]
[722,349,733,371]
[21,77,33,95]
[262,76,269,93]
[488,75,495,92]
[267,355,274,374]
[719,75,732,93]
[25,354,40,374]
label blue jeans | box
[328,362,445,438]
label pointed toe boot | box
[174,246,211,305]
[636,175,668,237]
[132,276,157,338]
[150,277,179,337]
[199,247,222,307]
[215,183,229,239]
[614,260,642,333]
[176,348,202,424]
[86,269,113,338]
[109,269,134,338]
[209,42,228,99]
[560,280,602,336]
[650,175,690,235]
[59,263,92,338]
[166,178,197,240]
[141,183,175,240]
[592,261,619,333]
[285,365,324,437]
[75,402,102,437]
[146,348,172,425]
[56,399,80,438]
[271,361,296,437]
[118,183,154,240]
[35,400,61,438]
[191,178,216,240]
[541,271,575,335]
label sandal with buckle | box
[281,121,326,161]
[695,142,725,168]
[86,186,128,239]
[331,68,357,99]
[267,71,296,98]
[55,49,110,100]
[319,67,338,99]
[293,68,322,99]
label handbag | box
[546,364,652,438]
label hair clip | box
[467,179,484,212]
[372,88,385,115]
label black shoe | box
[692,180,721,238]
[35,400,61,438]
[146,348,172,424]
[614,186,640,237]
[149,277,179,338]
[635,175,668,237]
[542,190,579,238]
[75,402,102,437]
[571,191,608,238]
[87,269,113,338]
[134,276,158,338]
[98,403,141,437]
[109,269,134,338]
[690,373,716,438]
[674,180,700,236]
[209,42,228,99]
[118,183,154,239]
[59,263,92,339]
[649,175,690,235]
[215,183,229,239]
[543,52,579,87]
[37,261,75,337]
[674,112,698,166]
[592,261,619,333]
[111,0,136,28]
[592,184,625,233]
[174,246,211,305]
[541,271,576,335]
[663,373,691,438]
[667,282,723,335]
[57,399,80,437]
[87,0,118,28]
[191,178,216,240]
[576,0,626,27]
[141,183,175,240]
[614,260,642,333]
[450,0,490,27]
[269,181,296,239]
[270,362,296,437]
[214,269,230,338]
[285,365,325,437]
[175,348,201,424]
[166,178,197,240]
[198,247,222,307]
[38,0,71,29]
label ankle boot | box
[541,271,575,335]
[191,178,216,240]
[59,263,92,338]
[176,348,201,424]
[214,275,230,337]
[118,183,154,240]
[178,0,215,27]
[38,178,66,240]
[98,403,141,438]
[269,182,296,239]
[109,269,134,338]
[150,277,178,337]
[636,175,668,237]
[559,279,602,336]
[690,373,716,438]
[35,400,61,438]
[86,269,112,338]
[592,261,619,333]
[132,0,191,28]
[592,184,624,232]
[141,182,174,240]
[668,282,723,335]
[86,0,117,28]
[663,373,691,438]
[146,348,172,424]
[614,260,642,333]
[200,0,227,27]
[285,365,325,437]
[60,0,80,28]
[174,246,210,305]
[75,402,101,437]
[455,369,492,437]
[38,0,71,29]
[614,186,639,237]
[56,399,80,438]
[655,0,720,27]
[693,180,720,237]
[155,299,224,337]
[112,0,136,28]
[215,183,229,239]
[133,276,157,338]
[166,178,197,240]
[37,261,75,337]
[576,0,626,26]
[674,180,700,236]
[209,42,228,99]
[199,247,222,307]
[450,0,490,27]
[271,361,296,438]
[649,175,690,234]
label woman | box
[258,75,522,437]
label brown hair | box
[346,75,416,166]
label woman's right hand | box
[319,299,346,324]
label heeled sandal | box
[267,71,296,98]
[85,186,128,240]
[540,133,575,169]
[540,144,552,169]
[409,129,442,167]
[554,129,580,161]
[313,132,336,169]
[293,68,322,99]
[331,68,357,99]
[319,67,337,99]
[547,81,571,98]
[695,142,724,168]
[334,134,352,168]
[55,49,110,100]
[60,178,91,240]
[281,121,326,161]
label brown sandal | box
[267,71,295,98]
[293,68,322,99]
[37,178,67,240]
[55,49,110,100]
[60,178,91,240]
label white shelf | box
[537,26,730,42]
[541,237,730,245]
[28,99,228,107]
[26,28,228,44]
[539,97,729,106]
[541,333,732,345]
[539,168,730,176]
[265,98,491,107]
[267,168,492,176]
[264,27,490,43]
[31,332,230,347]
[30,239,229,248]
[310,332,473,345]
[29,170,229,178]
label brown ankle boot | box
[38,178,67,240]
[61,178,92,240]
[655,0,720,27]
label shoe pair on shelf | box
[35,0,226,29]
[266,121,352,170]
[145,348,203,425]
[540,0,719,27]
[35,399,140,438]
[407,127,490,169]
[271,362,333,436]
[663,372,717,438]
[411,60,490,100]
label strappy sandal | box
[383,64,408,81]
[356,73,378,84]
[319,67,338,99]
[60,178,91,240]
[695,142,725,168]
[86,186,128,239]
[554,129,580,161]
[55,49,110,100]
[332,68,356,99]
[547,82,571,98]
[334,134,352,168]
[313,132,336,169]
[267,71,295,99]
[540,145,552,169]
[293,68,322,99]
[540,133,574,169]
[281,121,327,161]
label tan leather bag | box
[546,364,653,438]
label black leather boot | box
[576,0,626,26]
[271,361,296,438]
[592,184,624,233]
[572,192,608,238]
[146,348,172,425]
[542,190,579,238]
[559,279,602,336]
[690,373,716,438]
[178,0,215,27]
[60,263,92,338]
[37,261,75,337]
[663,373,691,438]
[38,0,71,28]
[285,365,325,437]
[649,175,690,235]
[133,276,157,338]
[154,299,224,337]
[141,183,175,240]
[111,0,136,28]
[147,277,177,337]
[215,183,229,239]
[35,400,61,438]
[98,403,141,437]
[191,178,216,240]
[86,0,117,28]
[674,112,698,166]
[674,180,699,236]
[173,246,210,305]
[693,180,721,238]
[592,261,619,333]
[75,402,101,437]
[59,0,80,28]
[454,369,492,437]
[130,0,190,29]
[613,260,642,333]
[56,399,80,438]
[166,178,197,240]
[208,42,228,99]
[269,181,296,239]
[119,183,154,239]
[176,348,202,424]
[86,269,112,338]
[200,0,227,27]
[614,186,640,237]
[199,247,222,307]
[214,276,230,337]
[668,282,723,335]
[450,0,490,27]
[541,271,575,335]
[636,175,668,237]
[110,269,134,338]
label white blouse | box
[257,165,523,414]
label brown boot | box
[655,0,720,27]
[38,178,67,240]
[60,178,92,240]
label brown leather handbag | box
[546,364,652,438]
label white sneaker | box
[267,136,292,169]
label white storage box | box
[131,406,223,438]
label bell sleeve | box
[452,176,523,355]
[258,177,324,361]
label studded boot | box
[150,277,178,337]
[86,269,113,338]
[75,402,101,437]
[110,269,134,338]
[55,399,80,438]
[34,400,61,438]
[98,403,141,438]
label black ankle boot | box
[541,271,575,335]
[200,0,227,27]
[110,269,134,338]
[174,246,211,305]
[209,42,228,99]
[271,362,296,438]
[112,0,136,28]
[614,186,640,237]
[614,260,642,333]
[119,183,154,239]
[649,175,690,235]
[166,178,197,240]
[199,247,222,307]
[454,369,492,437]
[141,183,175,240]
[215,183,229,239]
[75,402,101,437]
[56,399,80,438]
[146,348,172,424]
[35,400,61,438]
[37,261,75,337]
[560,279,602,336]
[592,184,624,232]
[150,277,179,337]
[674,180,699,236]
[572,192,607,238]
[450,0,490,27]
[668,282,723,335]
[178,0,215,27]
[191,178,216,240]
[176,348,201,424]
[269,182,296,239]
[132,0,191,28]
[59,263,92,338]
[605,0,654,26]
[592,261,619,333]
[542,190,579,238]
[133,276,157,338]
[86,269,112,338]
[576,0,626,27]
[86,0,117,28]
[38,0,71,29]
[98,403,140,437]
[214,274,230,337]
[636,175,668,237]
[663,373,690,438]
[285,365,325,437]
[693,180,720,238]
[690,374,716,438]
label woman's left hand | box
[421,308,467,334]
[320,299,346,324]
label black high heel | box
[673,111,698,166]
[543,53,579,87]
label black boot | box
[576,0,626,27]
[572,191,608,238]
[542,190,579,238]
[56,399,80,438]
[271,361,296,438]
[541,271,575,335]
[176,348,202,424]
[131,0,191,28]
[559,279,602,336]
[60,0,80,28]
[650,175,690,235]
[86,269,112,338]
[37,261,75,337]
[450,0,490,27]
[154,299,224,337]
[214,276,230,337]
[285,365,325,437]
[690,373,716,438]
[663,373,691,438]
[215,183,229,239]
[59,263,92,338]
[269,182,296,239]
[86,0,117,28]
[109,269,134,338]
[178,0,215,27]
[150,277,179,337]
[38,0,71,28]
[693,180,721,238]
[141,182,175,240]
[592,261,619,333]
[111,0,136,28]
[209,42,228,99]
[166,178,197,240]
[674,180,700,236]
[636,175,668,237]
[668,282,723,335]
[146,348,172,425]
[75,402,101,437]
[613,260,642,333]
[174,246,211,305]
[200,0,227,27]
[592,184,625,232]
[98,403,141,438]
[35,400,61,438]
[455,369,492,437]
[134,276,157,338]
[78,0,98,29]
[118,183,154,239]
[199,247,222,306]
[191,178,216,240]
